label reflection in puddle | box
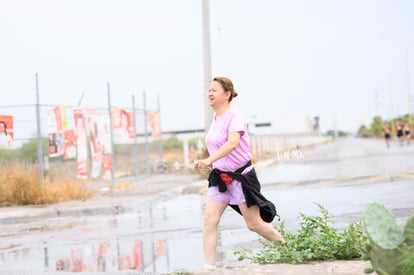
[0,193,259,273]
[50,238,169,272]
[0,237,173,273]
[0,194,217,273]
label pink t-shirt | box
[205,107,252,172]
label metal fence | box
[0,78,167,185]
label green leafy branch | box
[234,203,366,264]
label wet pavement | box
[0,138,414,274]
[0,174,205,274]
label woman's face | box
[208,81,230,108]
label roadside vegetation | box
[0,138,92,206]
[0,164,92,206]
[233,202,414,274]
[358,113,413,138]
[234,203,366,264]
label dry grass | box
[0,164,93,206]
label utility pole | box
[35,73,44,185]
[132,94,140,178]
[157,93,163,162]
[202,0,213,133]
[107,82,116,187]
[389,73,396,136]
[143,90,151,175]
[404,49,412,124]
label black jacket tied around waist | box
[207,161,279,223]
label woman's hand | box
[194,158,212,169]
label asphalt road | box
[258,137,414,229]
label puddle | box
[0,194,254,274]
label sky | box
[1,0,413,139]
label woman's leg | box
[239,203,285,243]
[203,198,227,266]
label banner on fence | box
[63,129,76,160]
[111,108,135,143]
[86,109,113,179]
[47,106,69,157]
[0,115,13,148]
[73,108,88,179]
[146,111,161,138]
[86,109,102,178]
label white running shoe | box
[203,264,217,270]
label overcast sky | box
[1,0,413,136]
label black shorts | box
[397,130,404,138]
[385,133,391,139]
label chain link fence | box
[0,93,170,184]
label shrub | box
[0,164,93,205]
[234,203,366,264]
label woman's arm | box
[194,131,240,169]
